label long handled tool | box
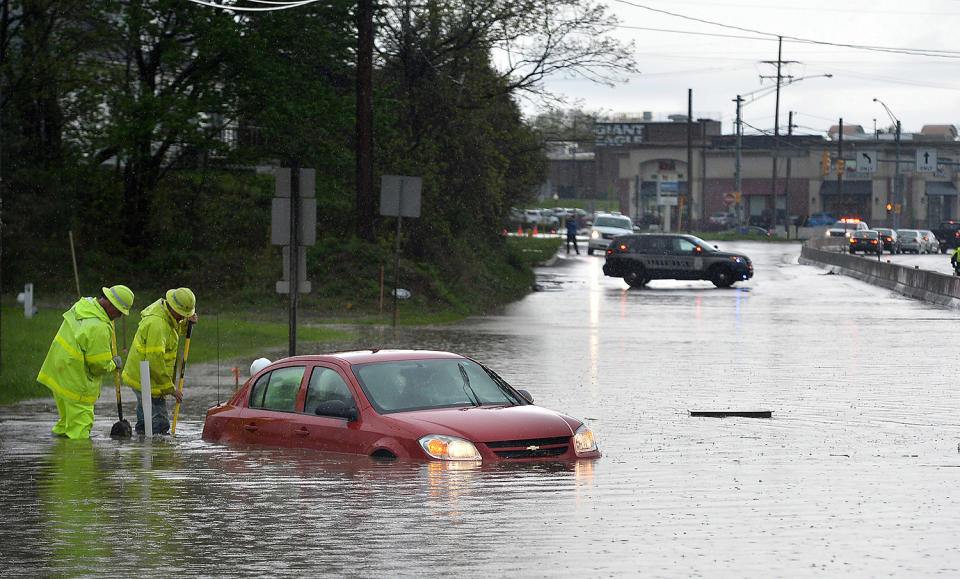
[109,321,132,438]
[170,321,194,436]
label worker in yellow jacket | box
[37,285,135,439]
[122,288,198,434]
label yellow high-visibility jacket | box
[122,299,187,398]
[37,298,117,404]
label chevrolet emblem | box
[526,445,540,451]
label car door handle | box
[244,423,258,432]
[295,427,309,437]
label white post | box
[140,361,152,437]
[24,283,34,319]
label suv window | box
[594,216,631,229]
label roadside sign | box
[858,150,877,173]
[917,148,937,172]
[723,192,736,206]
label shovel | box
[170,321,194,436]
[109,320,132,438]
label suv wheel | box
[710,265,735,288]
[624,268,649,288]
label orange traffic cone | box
[532,224,538,236]
[517,224,523,235]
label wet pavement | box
[2,241,959,577]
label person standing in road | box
[566,215,580,255]
[37,285,135,439]
[122,287,198,435]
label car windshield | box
[899,230,918,238]
[853,232,875,238]
[875,229,892,235]
[594,216,632,229]
[351,358,525,413]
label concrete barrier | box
[799,244,960,309]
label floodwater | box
[2,241,959,577]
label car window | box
[673,238,698,253]
[352,358,522,413]
[249,366,305,412]
[594,216,631,229]
[304,366,355,415]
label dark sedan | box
[202,350,600,462]
[848,230,882,255]
[873,228,901,254]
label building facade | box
[550,117,960,231]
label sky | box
[524,0,960,138]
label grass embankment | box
[1,236,562,405]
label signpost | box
[272,167,316,356]
[380,175,422,327]
[723,192,736,206]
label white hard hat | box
[250,358,271,376]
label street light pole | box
[874,98,902,229]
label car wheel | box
[710,265,735,288]
[624,268,649,288]
[587,247,594,255]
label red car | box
[201,350,600,462]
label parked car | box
[708,212,736,228]
[202,350,600,462]
[919,230,939,254]
[806,212,836,226]
[602,233,753,288]
[873,228,901,254]
[826,218,868,238]
[897,229,924,253]
[587,213,633,255]
[848,230,882,255]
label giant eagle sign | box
[594,123,645,147]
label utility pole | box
[784,111,794,239]
[686,89,693,231]
[356,0,374,241]
[761,36,796,227]
[837,118,844,204]
[733,95,743,228]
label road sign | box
[858,150,877,173]
[917,148,937,172]
[380,175,422,217]
[723,192,736,206]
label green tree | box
[69,0,244,256]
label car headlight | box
[418,435,481,461]
[572,424,598,456]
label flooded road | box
[3,241,959,577]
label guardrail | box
[799,243,960,308]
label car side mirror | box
[517,389,534,403]
[314,399,359,421]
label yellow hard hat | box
[165,287,196,318]
[102,285,134,316]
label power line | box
[612,0,960,59]
[184,0,323,11]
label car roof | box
[270,349,466,367]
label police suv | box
[602,233,753,288]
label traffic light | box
[821,152,831,175]
[886,203,893,215]
[836,159,845,174]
